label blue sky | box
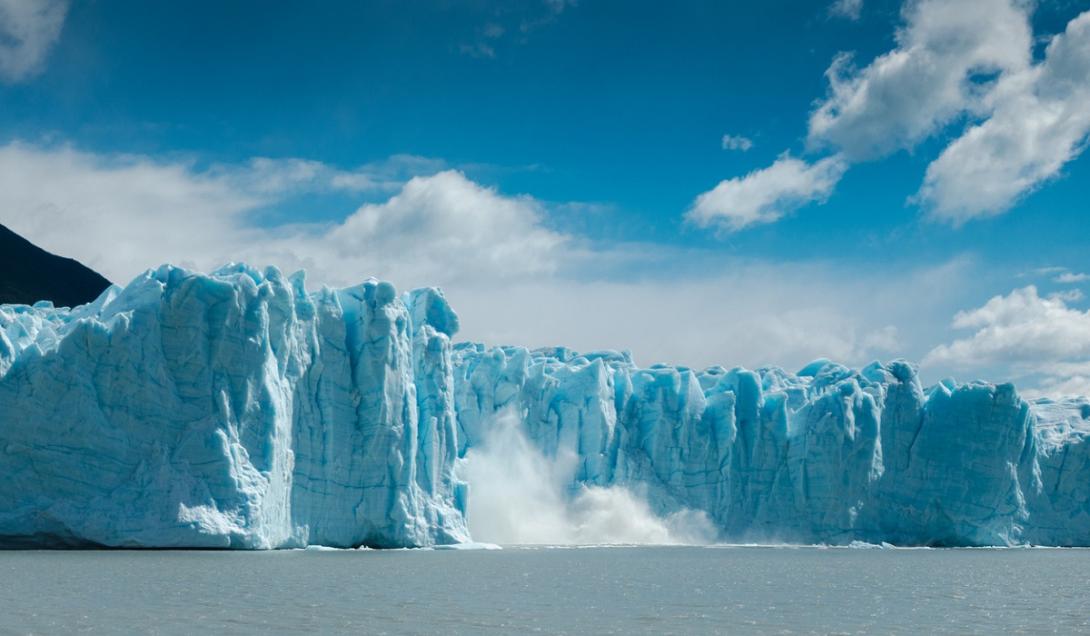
[2,0,1090,396]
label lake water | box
[1,546,1087,634]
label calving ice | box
[1,265,1088,548]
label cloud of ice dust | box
[456,408,718,545]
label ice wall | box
[3,264,1089,548]
[0,265,469,548]
[452,345,1090,546]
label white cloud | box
[0,0,68,83]
[1020,376,1090,400]
[809,0,1031,161]
[0,141,978,375]
[721,134,754,151]
[918,11,1090,222]
[1057,272,1090,284]
[1052,289,1086,303]
[452,257,975,371]
[924,286,1090,395]
[211,154,445,196]
[694,1,1087,233]
[0,142,259,280]
[829,0,863,21]
[686,154,846,232]
[0,142,564,289]
[317,171,569,285]
[692,0,1046,234]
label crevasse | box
[1,265,1088,548]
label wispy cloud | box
[520,0,576,35]
[459,22,505,59]
[828,0,863,21]
[1056,272,1090,284]
[460,0,576,59]
[0,0,68,83]
[209,154,446,196]
[721,134,754,152]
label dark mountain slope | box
[0,223,112,308]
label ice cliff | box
[0,265,468,548]
[453,346,1090,546]
[2,265,1089,547]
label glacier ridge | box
[2,264,1090,547]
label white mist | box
[456,409,717,545]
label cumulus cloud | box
[917,11,1090,222]
[693,0,1044,234]
[809,0,1031,161]
[924,286,1090,396]
[318,171,568,284]
[721,134,754,151]
[0,0,68,83]
[924,286,1090,368]
[695,1,1090,234]
[686,154,846,232]
[828,0,863,21]
[812,0,1090,223]
[0,142,566,289]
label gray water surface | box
[1,546,1087,634]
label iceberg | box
[1,264,1089,548]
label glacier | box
[2,264,1089,548]
[0,265,468,548]
[452,346,1090,546]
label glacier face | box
[0,265,468,548]
[452,346,1090,547]
[2,264,1089,548]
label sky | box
[1,0,1089,396]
